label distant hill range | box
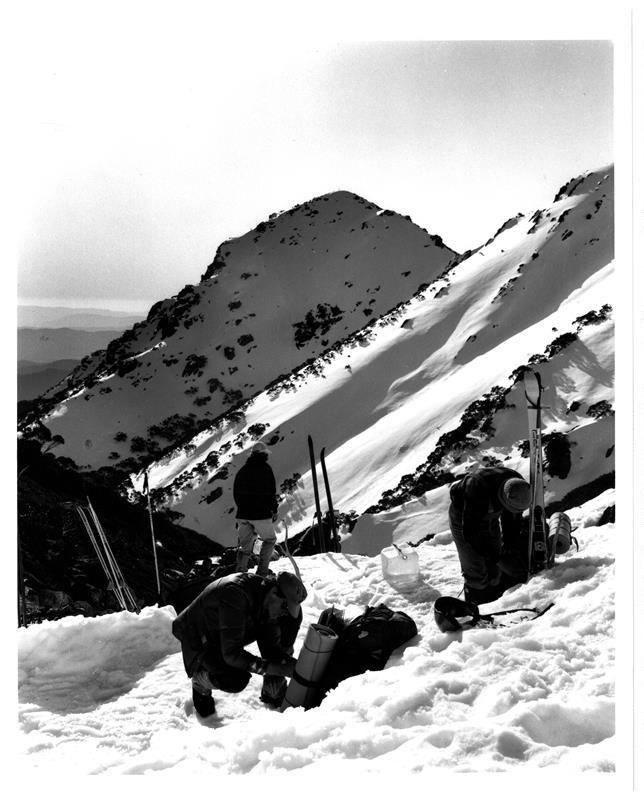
[18,359,79,402]
[18,305,144,330]
[17,306,146,400]
[18,327,130,364]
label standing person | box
[172,570,307,717]
[233,441,279,576]
[448,465,531,604]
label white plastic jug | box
[380,543,420,588]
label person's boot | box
[260,675,287,708]
[192,687,215,718]
[191,669,216,717]
[463,582,504,605]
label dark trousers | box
[182,639,286,701]
[449,504,502,594]
[177,633,249,690]
[198,646,251,693]
[178,613,300,700]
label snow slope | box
[343,314,614,555]
[131,167,614,546]
[17,490,614,775]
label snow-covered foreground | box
[18,491,614,776]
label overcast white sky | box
[13,2,619,312]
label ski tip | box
[523,370,537,384]
[523,370,543,404]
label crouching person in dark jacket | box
[449,466,531,605]
[172,570,307,717]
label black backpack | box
[319,604,417,694]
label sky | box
[12,3,620,312]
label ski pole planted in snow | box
[282,521,302,580]
[143,471,162,603]
[307,436,325,553]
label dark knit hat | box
[499,478,531,513]
[276,571,307,618]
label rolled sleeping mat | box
[280,623,338,711]
[548,511,573,555]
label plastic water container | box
[380,543,420,588]
[547,511,572,555]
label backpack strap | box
[292,669,321,689]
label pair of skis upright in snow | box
[523,368,553,575]
[307,435,341,553]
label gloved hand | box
[265,657,296,678]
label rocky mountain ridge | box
[22,190,456,473]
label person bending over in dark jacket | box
[449,466,531,604]
[172,570,307,717]
[233,441,279,575]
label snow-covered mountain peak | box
[23,189,456,474]
[201,188,449,282]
